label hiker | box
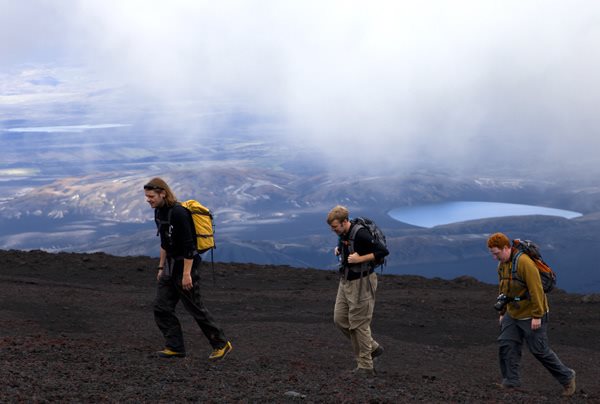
[327,205,389,376]
[144,177,232,360]
[487,232,576,396]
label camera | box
[494,293,512,311]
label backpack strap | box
[347,223,365,298]
[154,205,179,247]
[511,251,522,281]
[347,223,373,273]
[510,251,531,300]
[154,207,172,237]
[348,222,362,254]
[166,206,175,245]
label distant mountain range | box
[1,166,599,293]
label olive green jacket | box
[498,251,549,319]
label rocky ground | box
[0,249,599,403]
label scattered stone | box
[284,391,306,399]
[581,294,600,303]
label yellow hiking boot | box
[157,348,186,358]
[208,341,233,361]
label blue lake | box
[388,201,582,228]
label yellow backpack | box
[180,200,215,253]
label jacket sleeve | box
[354,227,389,261]
[518,254,546,318]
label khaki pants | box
[333,272,379,369]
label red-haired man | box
[487,232,575,397]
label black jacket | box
[155,204,196,259]
[339,223,389,281]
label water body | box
[388,201,582,228]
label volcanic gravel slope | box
[0,249,599,403]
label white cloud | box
[2,0,600,174]
[5,124,132,133]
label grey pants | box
[498,313,573,387]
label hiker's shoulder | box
[169,203,191,218]
[514,253,537,277]
[515,251,536,266]
[351,225,372,242]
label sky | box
[2,0,600,175]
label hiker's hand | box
[334,247,340,256]
[347,252,361,264]
[531,318,541,330]
[156,269,163,281]
[182,273,193,290]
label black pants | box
[498,313,573,387]
[153,255,227,352]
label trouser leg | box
[334,279,360,359]
[333,279,350,337]
[498,339,522,386]
[348,273,378,369]
[174,256,227,349]
[498,315,523,387]
[154,275,185,352]
[523,314,574,385]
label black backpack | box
[349,217,388,269]
[511,239,557,293]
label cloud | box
[2,0,600,175]
[5,124,132,133]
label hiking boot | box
[494,383,523,392]
[157,348,186,358]
[562,370,576,397]
[353,367,376,377]
[208,341,233,361]
[371,345,384,359]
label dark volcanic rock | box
[0,249,598,403]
